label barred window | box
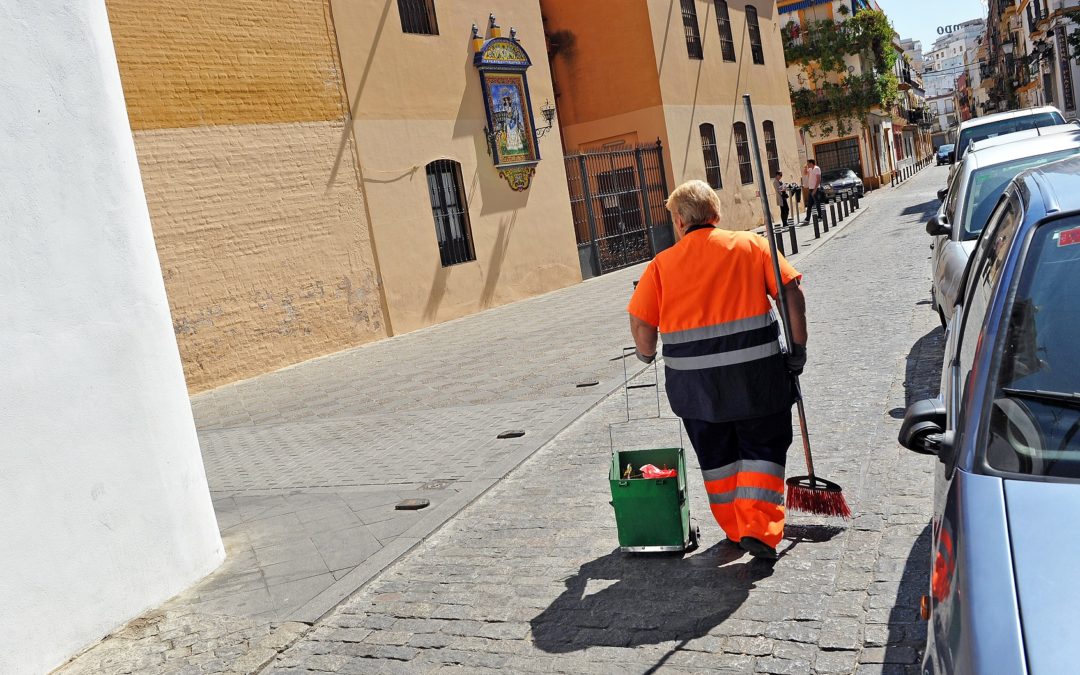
[746,5,764,65]
[398,0,438,35]
[714,1,736,62]
[700,124,723,189]
[681,0,704,59]
[733,122,754,184]
[425,160,475,266]
[763,120,780,177]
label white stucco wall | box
[0,3,224,673]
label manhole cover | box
[395,498,430,510]
[576,380,599,388]
[497,430,525,439]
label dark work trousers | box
[682,408,793,547]
[778,198,790,226]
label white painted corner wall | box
[0,3,224,673]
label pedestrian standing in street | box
[627,180,808,560]
[802,159,822,226]
[772,171,790,226]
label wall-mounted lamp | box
[534,99,556,138]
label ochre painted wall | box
[106,0,387,392]
[330,0,582,335]
[106,0,345,129]
[542,0,801,232]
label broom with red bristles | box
[743,95,851,519]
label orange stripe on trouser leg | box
[733,470,785,548]
[703,476,739,541]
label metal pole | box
[743,95,794,348]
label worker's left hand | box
[785,344,807,376]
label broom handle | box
[742,95,816,479]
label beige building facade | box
[542,0,802,231]
[105,0,580,391]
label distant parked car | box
[928,124,1080,326]
[952,106,1064,165]
[819,168,864,199]
[900,155,1080,675]
[936,144,954,165]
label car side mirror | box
[948,151,956,164]
[937,188,948,202]
[899,399,948,455]
[926,214,951,236]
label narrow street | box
[259,166,947,674]
[59,165,946,674]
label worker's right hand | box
[785,344,807,376]
[635,350,656,364]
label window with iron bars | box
[733,122,754,184]
[681,0,704,59]
[714,1,736,62]
[397,0,438,35]
[425,160,475,266]
[700,123,723,189]
[763,120,780,177]
[745,5,765,65]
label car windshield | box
[985,216,1080,479]
[957,111,1064,157]
[938,144,954,154]
[961,148,1080,240]
[822,170,851,182]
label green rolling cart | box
[608,348,700,553]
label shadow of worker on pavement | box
[530,524,843,655]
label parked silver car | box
[901,156,1080,674]
[952,106,1064,164]
[928,125,1080,325]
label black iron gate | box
[564,141,675,278]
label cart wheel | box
[686,525,701,552]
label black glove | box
[636,350,656,364]
[785,344,807,376]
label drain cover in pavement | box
[395,498,431,510]
[497,430,525,439]
[576,380,599,388]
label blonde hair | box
[665,180,721,226]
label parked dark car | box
[900,156,1080,674]
[936,144,954,165]
[819,168,864,199]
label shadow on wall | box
[328,0,393,191]
[531,524,843,669]
[480,210,518,308]
[678,2,708,180]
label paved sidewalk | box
[57,162,938,673]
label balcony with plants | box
[783,8,900,137]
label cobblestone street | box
[255,166,946,674]
[59,164,945,674]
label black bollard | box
[787,221,798,255]
[829,201,838,230]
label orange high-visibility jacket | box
[628,226,801,422]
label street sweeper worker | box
[627,179,807,560]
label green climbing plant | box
[782,9,900,137]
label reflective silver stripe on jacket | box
[660,310,777,345]
[708,486,785,505]
[701,459,786,482]
[663,342,780,370]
